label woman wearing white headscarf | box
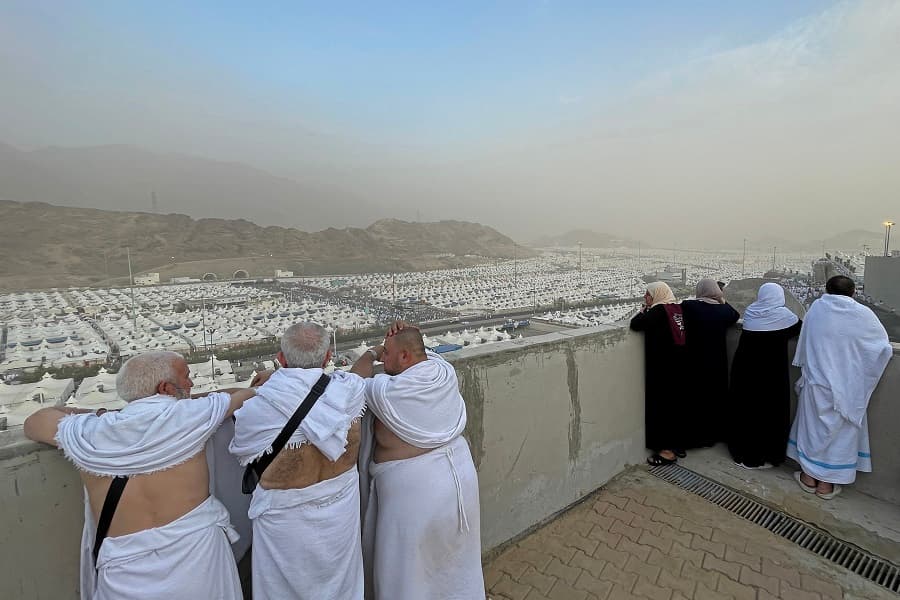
[630,282,688,465]
[680,279,740,449]
[727,283,802,469]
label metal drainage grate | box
[649,463,900,594]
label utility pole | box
[772,246,777,272]
[884,221,895,257]
[127,246,136,332]
[741,238,747,278]
[577,242,582,271]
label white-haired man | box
[24,351,257,600]
[229,322,375,599]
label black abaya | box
[630,305,688,452]
[727,321,802,467]
[680,300,740,448]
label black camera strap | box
[93,475,129,569]
[242,373,330,493]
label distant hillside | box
[0,201,533,290]
[0,142,374,232]
[531,229,643,249]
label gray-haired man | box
[229,322,377,600]
[25,351,257,600]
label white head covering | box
[646,282,677,307]
[742,283,799,332]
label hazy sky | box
[1,1,898,244]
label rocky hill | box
[0,201,533,291]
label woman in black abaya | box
[727,283,802,469]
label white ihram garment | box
[230,368,367,600]
[55,393,242,600]
[787,294,892,484]
[360,350,484,600]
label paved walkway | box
[484,469,894,600]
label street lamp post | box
[884,221,895,257]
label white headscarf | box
[646,282,677,307]
[742,283,799,332]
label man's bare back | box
[373,417,431,463]
[82,451,210,538]
[260,421,362,489]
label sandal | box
[647,453,677,467]
[793,471,817,494]
[675,449,687,458]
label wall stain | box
[565,345,581,462]
[458,363,486,469]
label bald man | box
[357,321,484,600]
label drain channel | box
[649,463,900,594]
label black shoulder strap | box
[93,475,129,566]
[251,373,330,478]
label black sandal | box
[675,449,687,458]
[647,453,677,466]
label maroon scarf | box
[663,304,686,346]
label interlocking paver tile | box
[609,519,642,542]
[616,536,652,561]
[631,515,664,536]
[598,563,637,590]
[650,509,683,530]
[657,568,696,597]
[626,498,656,520]
[574,570,613,599]
[738,565,779,596]
[717,575,757,600]
[692,535,726,559]
[491,574,532,600]
[670,541,703,568]
[586,524,621,547]
[633,577,673,600]
[569,549,606,579]
[637,529,673,554]
[546,580,589,600]
[694,581,734,600]
[623,554,661,583]
[483,470,896,600]
[702,553,741,581]
[761,558,801,587]
[592,543,629,570]
[780,581,822,600]
[647,547,684,575]
[712,528,747,552]
[681,519,713,540]
[604,505,635,525]
[519,566,557,596]
[724,546,760,572]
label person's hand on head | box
[386,320,417,337]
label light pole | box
[741,238,746,278]
[884,221,894,257]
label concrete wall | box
[864,255,900,310]
[0,325,647,599]
[447,325,646,551]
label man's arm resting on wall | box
[23,406,91,446]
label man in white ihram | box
[229,322,370,599]
[24,351,257,600]
[359,320,485,599]
[788,276,892,500]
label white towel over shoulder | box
[230,368,367,464]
